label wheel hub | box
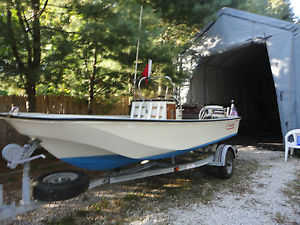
[42,172,78,184]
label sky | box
[290,0,300,19]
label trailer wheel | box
[33,170,89,202]
[218,150,234,179]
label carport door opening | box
[190,43,282,138]
[236,44,282,138]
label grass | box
[44,214,75,225]
[91,198,110,212]
[3,151,261,225]
[123,193,141,202]
[277,169,300,225]
[283,169,300,207]
[274,212,289,225]
[74,209,89,217]
[75,157,261,224]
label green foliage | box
[0,0,295,112]
[145,0,231,26]
[0,0,75,110]
[234,0,294,21]
[0,90,7,95]
[66,1,141,113]
[63,0,188,113]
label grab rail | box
[137,76,178,112]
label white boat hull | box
[1,113,240,170]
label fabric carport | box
[180,7,300,137]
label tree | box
[66,0,139,114]
[0,0,294,114]
[0,0,44,111]
[235,0,294,21]
[39,0,294,109]
[145,0,294,44]
[0,0,73,111]
[66,0,183,114]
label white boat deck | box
[1,112,130,120]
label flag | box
[141,59,152,86]
[231,106,238,117]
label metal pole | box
[0,184,3,206]
[22,162,31,205]
[133,5,143,91]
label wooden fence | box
[0,95,130,150]
[0,95,130,115]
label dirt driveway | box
[139,147,300,225]
[3,145,300,225]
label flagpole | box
[133,5,143,92]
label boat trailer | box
[0,139,237,221]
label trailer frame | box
[0,139,237,221]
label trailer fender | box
[218,146,236,179]
[209,144,237,167]
[220,145,237,166]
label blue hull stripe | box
[61,133,237,170]
[62,155,141,170]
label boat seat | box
[199,105,229,120]
[284,129,300,161]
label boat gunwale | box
[0,113,241,123]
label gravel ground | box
[2,146,300,225]
[130,147,300,225]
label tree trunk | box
[5,0,43,112]
[88,80,94,115]
[26,84,36,112]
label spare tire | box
[33,170,89,202]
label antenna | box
[133,5,143,92]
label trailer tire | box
[33,170,89,202]
[218,150,234,179]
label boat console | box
[133,76,237,120]
[130,99,179,120]
[133,76,182,120]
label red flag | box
[141,59,152,86]
[141,64,149,78]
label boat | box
[0,77,240,170]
